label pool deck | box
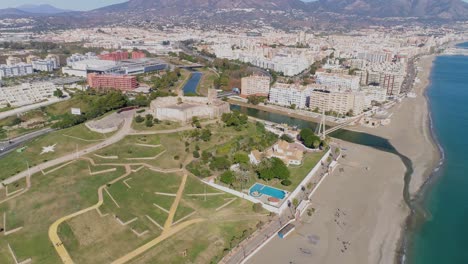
[248,183,289,208]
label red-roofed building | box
[87,73,137,91]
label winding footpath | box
[48,165,132,263]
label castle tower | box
[208,89,217,104]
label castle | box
[149,90,230,123]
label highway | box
[0,128,55,158]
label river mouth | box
[230,104,421,261]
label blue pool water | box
[249,183,286,199]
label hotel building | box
[309,89,366,115]
[269,83,313,109]
[87,73,138,91]
[315,72,360,91]
[240,75,270,98]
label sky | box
[0,0,128,11]
[1,0,466,11]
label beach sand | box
[248,141,408,264]
[358,55,441,196]
[248,55,439,264]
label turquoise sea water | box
[409,43,468,264]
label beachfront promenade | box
[221,148,339,264]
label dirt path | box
[48,165,132,264]
[111,218,205,264]
[163,173,187,230]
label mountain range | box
[0,0,467,29]
[0,4,72,16]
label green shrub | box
[281,179,292,186]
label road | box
[0,96,70,120]
[0,128,55,158]
[1,111,134,186]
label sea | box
[408,42,468,264]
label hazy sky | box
[0,0,128,11]
[1,0,466,11]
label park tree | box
[200,129,212,142]
[134,115,144,123]
[299,128,321,149]
[257,157,290,181]
[145,118,153,127]
[53,89,63,98]
[280,134,294,143]
[145,114,154,121]
[220,171,235,185]
[210,156,231,171]
[233,152,249,165]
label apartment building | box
[5,56,22,66]
[269,83,313,109]
[315,72,360,91]
[0,63,33,79]
[360,85,387,105]
[240,75,270,98]
[309,89,366,115]
[32,59,56,72]
[0,82,58,107]
[87,73,137,91]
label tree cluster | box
[53,91,127,129]
[299,128,322,149]
[256,157,290,181]
[221,111,248,130]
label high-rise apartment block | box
[309,89,366,115]
[240,75,270,98]
[269,83,313,109]
[315,72,360,91]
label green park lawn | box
[0,160,125,263]
[132,118,182,131]
[91,134,165,165]
[0,124,111,179]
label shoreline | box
[246,54,441,264]
[397,41,468,264]
[360,53,442,264]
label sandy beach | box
[359,55,441,196]
[248,55,439,264]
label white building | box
[315,72,360,91]
[309,89,366,115]
[360,85,387,105]
[62,59,118,77]
[66,53,97,66]
[32,59,57,72]
[0,82,58,107]
[269,83,313,109]
[0,63,33,79]
[241,75,270,98]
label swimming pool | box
[249,183,286,200]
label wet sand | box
[248,55,439,264]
